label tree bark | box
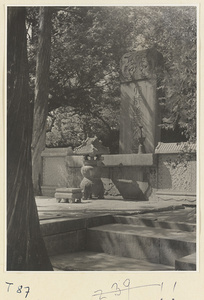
[32,7,52,195]
[7,7,53,271]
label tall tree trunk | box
[32,7,52,195]
[7,7,53,271]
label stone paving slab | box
[115,216,196,232]
[50,251,175,271]
[88,223,196,242]
[114,207,196,232]
[119,208,196,223]
[87,224,196,266]
[40,214,114,236]
[37,197,197,271]
[36,196,193,221]
[175,252,196,270]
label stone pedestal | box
[119,48,163,154]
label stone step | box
[114,216,195,232]
[175,252,196,270]
[86,224,196,267]
[41,214,114,256]
[114,207,196,232]
[50,251,175,271]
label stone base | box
[115,179,149,200]
[55,188,82,203]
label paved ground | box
[37,196,196,271]
[50,251,175,271]
[36,196,196,223]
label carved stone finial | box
[120,47,163,82]
[138,126,146,154]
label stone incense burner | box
[74,136,109,200]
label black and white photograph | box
[2,1,203,299]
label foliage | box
[26,6,197,148]
[46,106,119,153]
[119,6,197,141]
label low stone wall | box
[41,149,156,200]
[155,143,196,202]
[40,215,114,256]
[41,143,196,202]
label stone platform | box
[36,196,196,221]
[36,196,196,271]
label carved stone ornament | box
[74,136,109,199]
[74,136,110,157]
[120,47,163,82]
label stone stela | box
[119,47,163,154]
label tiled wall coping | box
[155,142,196,154]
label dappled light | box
[7,5,197,273]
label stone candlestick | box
[138,126,146,154]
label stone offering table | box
[55,188,82,203]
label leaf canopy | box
[27,6,197,148]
